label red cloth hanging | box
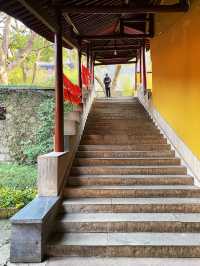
[63,74,82,105]
[81,65,91,88]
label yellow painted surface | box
[147,73,152,91]
[151,0,200,160]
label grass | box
[0,163,37,209]
[0,163,37,189]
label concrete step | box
[86,117,153,121]
[76,150,176,158]
[85,125,158,131]
[81,138,167,145]
[61,198,200,213]
[47,232,200,257]
[68,174,193,186]
[55,213,200,233]
[83,132,162,137]
[64,185,200,198]
[81,134,164,141]
[70,165,187,176]
[73,158,181,167]
[85,122,155,127]
[84,130,160,135]
[78,144,171,151]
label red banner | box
[81,65,91,88]
[63,74,82,105]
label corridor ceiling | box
[0,0,190,65]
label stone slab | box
[10,196,60,263]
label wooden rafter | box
[61,1,189,14]
[95,60,136,66]
[92,47,139,52]
[17,0,76,48]
[81,34,149,40]
[92,43,141,49]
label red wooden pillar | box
[142,44,147,94]
[139,48,142,86]
[54,14,64,152]
[78,49,82,90]
[92,60,95,85]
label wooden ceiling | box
[0,0,190,65]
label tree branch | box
[8,31,37,70]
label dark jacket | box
[104,76,111,87]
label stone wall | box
[0,88,54,162]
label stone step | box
[55,213,200,233]
[76,150,175,158]
[83,132,162,137]
[73,158,180,167]
[88,115,152,120]
[70,165,187,176]
[85,121,155,127]
[47,232,200,257]
[78,144,171,151]
[64,185,200,198]
[68,175,193,186]
[85,125,158,130]
[84,130,160,135]
[61,198,200,213]
[81,138,167,145]
[82,134,164,141]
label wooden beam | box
[92,44,141,49]
[92,46,140,52]
[96,56,135,61]
[63,13,79,35]
[17,0,76,48]
[81,34,149,40]
[95,61,136,66]
[122,18,150,23]
[62,2,190,14]
[149,14,155,38]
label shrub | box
[64,101,74,113]
[0,187,36,209]
[23,98,55,164]
[0,163,37,189]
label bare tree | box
[0,13,36,84]
[111,64,122,91]
[0,15,11,83]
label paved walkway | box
[2,219,200,266]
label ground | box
[1,220,200,266]
[0,220,11,266]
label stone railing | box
[37,86,95,196]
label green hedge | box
[0,187,36,209]
[0,163,37,209]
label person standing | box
[103,73,111,98]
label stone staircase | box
[47,98,200,258]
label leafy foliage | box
[0,163,37,209]
[64,101,74,113]
[0,187,36,209]
[4,92,41,163]
[23,98,55,164]
[0,163,37,189]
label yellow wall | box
[151,1,200,160]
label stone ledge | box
[11,196,59,224]
[10,196,60,263]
